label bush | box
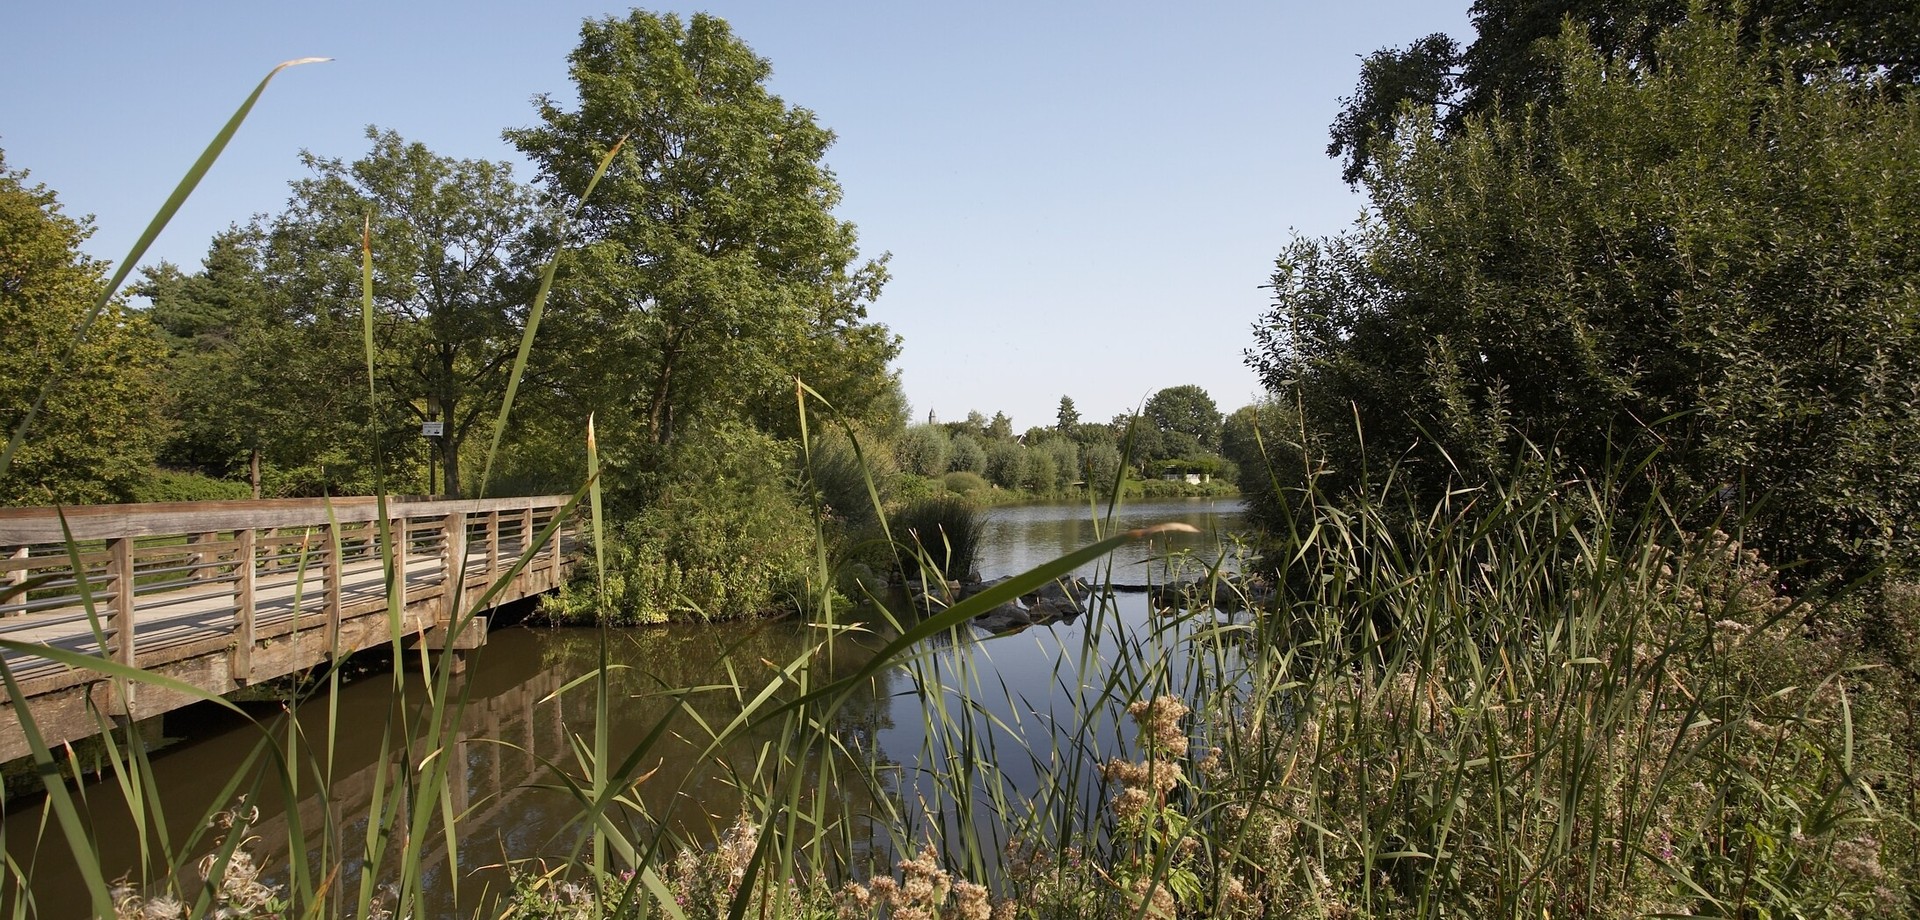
[946,432,986,475]
[801,425,893,531]
[1034,438,1078,496]
[545,424,814,624]
[1081,441,1122,497]
[127,468,254,503]
[984,440,1027,490]
[894,424,950,478]
[1248,18,1920,582]
[890,494,986,581]
[942,470,989,496]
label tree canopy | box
[266,128,538,497]
[505,10,896,502]
[1329,0,1920,183]
[0,149,165,505]
[1143,385,1223,456]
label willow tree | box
[506,10,896,484]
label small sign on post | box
[421,421,446,437]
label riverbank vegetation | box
[4,1,1919,917]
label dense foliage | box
[0,150,166,505]
[1253,16,1920,579]
[546,424,815,625]
[505,10,898,480]
[262,128,537,497]
[1329,0,1920,183]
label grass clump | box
[1160,477,1914,917]
[890,494,987,582]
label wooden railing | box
[0,495,576,762]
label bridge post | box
[107,537,136,668]
[522,507,536,589]
[106,536,138,720]
[324,524,343,657]
[443,511,467,622]
[7,546,26,587]
[233,528,255,682]
[392,516,408,610]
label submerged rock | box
[1149,573,1275,612]
[1024,576,1091,615]
[958,576,1011,601]
[972,599,1033,633]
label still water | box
[3,498,1245,916]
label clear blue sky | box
[1,1,1470,433]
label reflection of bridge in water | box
[0,494,575,763]
[240,626,906,912]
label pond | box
[3,497,1248,916]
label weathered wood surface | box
[0,495,576,763]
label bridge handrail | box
[0,494,574,544]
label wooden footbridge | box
[0,495,576,763]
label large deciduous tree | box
[1254,16,1920,576]
[266,128,537,497]
[505,10,897,493]
[1143,385,1223,456]
[0,150,166,505]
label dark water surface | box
[4,498,1244,916]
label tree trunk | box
[442,435,461,499]
[647,353,676,447]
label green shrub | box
[890,473,944,506]
[946,432,987,475]
[545,424,814,624]
[942,470,988,496]
[1249,17,1920,582]
[127,468,254,503]
[984,440,1027,489]
[801,425,892,531]
[1081,441,1122,497]
[894,423,950,478]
